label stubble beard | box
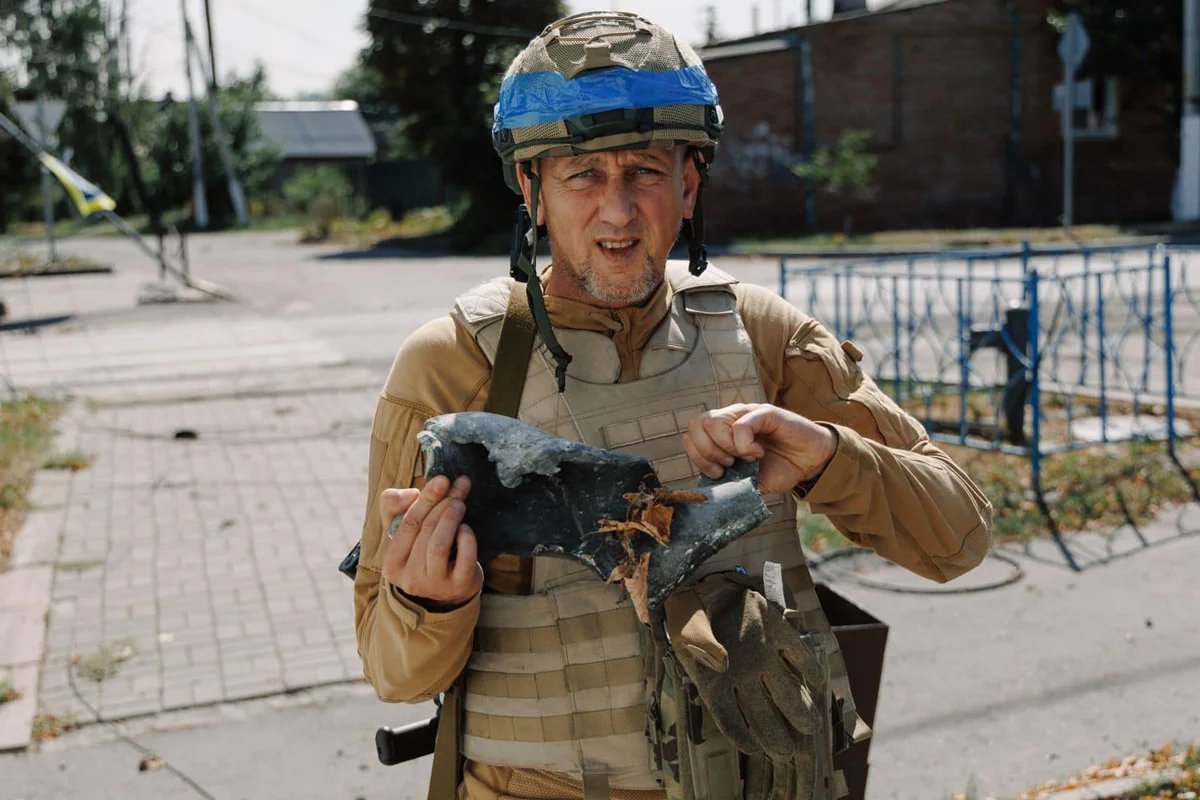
[557,249,662,307]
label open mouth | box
[596,239,639,253]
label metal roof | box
[255,100,377,160]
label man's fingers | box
[394,475,450,542]
[450,524,483,592]
[730,406,782,458]
[378,488,421,533]
[447,475,471,501]
[686,405,764,478]
[686,416,735,478]
[682,432,718,479]
[424,497,466,578]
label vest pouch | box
[681,673,742,799]
[649,634,743,800]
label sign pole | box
[1057,13,1089,230]
[37,97,57,262]
[1179,0,1200,220]
[1061,60,1075,228]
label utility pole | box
[1179,0,1200,220]
[186,15,248,225]
[203,0,218,89]
[119,0,130,92]
[182,0,209,229]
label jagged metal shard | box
[417,412,771,615]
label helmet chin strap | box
[684,149,710,276]
[513,162,573,393]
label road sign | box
[12,100,66,140]
[1057,13,1090,76]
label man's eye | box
[634,167,662,177]
[568,169,595,180]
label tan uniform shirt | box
[353,275,993,800]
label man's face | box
[518,146,700,308]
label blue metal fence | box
[779,243,1200,567]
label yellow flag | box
[37,152,117,217]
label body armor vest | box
[449,263,865,795]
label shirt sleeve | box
[737,283,993,582]
[353,316,491,702]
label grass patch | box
[41,450,94,471]
[315,204,461,247]
[31,711,78,742]
[949,440,1195,541]
[0,252,105,278]
[72,640,137,683]
[798,437,1196,555]
[732,223,1134,253]
[799,511,852,554]
[802,386,1200,555]
[57,559,103,573]
[0,675,21,704]
[0,395,61,565]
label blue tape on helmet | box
[493,64,718,131]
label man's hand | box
[682,404,837,495]
[379,475,483,609]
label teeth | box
[599,241,634,250]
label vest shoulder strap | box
[484,284,536,417]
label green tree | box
[792,129,878,203]
[283,165,353,240]
[6,0,122,207]
[361,0,564,245]
[0,0,118,228]
[138,66,281,227]
[332,60,415,158]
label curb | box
[0,264,113,281]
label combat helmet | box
[491,12,725,390]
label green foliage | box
[792,129,878,202]
[361,0,565,245]
[137,67,282,227]
[282,165,353,240]
[0,0,115,230]
[0,1,280,229]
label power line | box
[365,8,537,40]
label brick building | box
[699,0,1179,239]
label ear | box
[515,161,547,226]
[680,150,702,220]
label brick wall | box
[701,0,1178,239]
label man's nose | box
[597,176,637,229]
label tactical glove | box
[663,570,828,760]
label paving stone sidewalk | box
[29,386,375,725]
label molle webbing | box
[450,262,869,789]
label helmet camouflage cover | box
[492,11,724,193]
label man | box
[353,12,992,800]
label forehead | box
[543,145,682,172]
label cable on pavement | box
[66,660,218,800]
[809,548,1025,594]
